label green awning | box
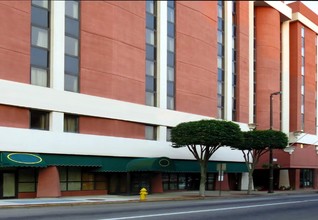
[42,154,102,167]
[95,157,132,172]
[0,152,47,168]
[174,160,248,173]
[226,162,248,173]
[126,157,175,172]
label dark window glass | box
[146,45,156,60]
[232,98,236,110]
[166,127,172,142]
[65,17,79,37]
[232,49,237,58]
[65,55,79,75]
[31,47,48,67]
[217,31,223,44]
[167,22,175,37]
[146,75,156,92]
[32,26,49,48]
[167,96,174,110]
[30,110,49,130]
[64,114,79,133]
[145,125,157,140]
[146,60,155,76]
[167,1,175,8]
[146,1,154,14]
[31,6,49,27]
[218,43,223,56]
[65,74,78,92]
[65,0,79,19]
[218,19,223,30]
[167,51,175,67]
[167,81,174,96]
[146,92,155,106]
[218,69,223,81]
[218,5,223,18]
[146,13,156,29]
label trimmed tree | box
[171,119,243,197]
[235,129,288,195]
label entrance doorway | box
[0,172,16,198]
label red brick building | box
[0,1,317,198]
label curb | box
[0,190,317,209]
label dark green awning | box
[0,152,247,174]
[174,160,248,173]
[0,152,46,168]
[95,157,132,172]
[42,154,102,167]
[126,157,175,172]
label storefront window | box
[59,167,107,191]
[162,173,214,191]
[169,174,178,190]
[18,169,37,193]
[300,169,313,188]
[178,174,186,190]
[82,173,94,190]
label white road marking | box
[99,199,318,220]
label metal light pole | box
[268,91,282,193]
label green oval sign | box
[159,158,170,167]
[7,153,43,164]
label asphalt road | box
[1,193,318,220]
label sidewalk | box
[0,189,317,208]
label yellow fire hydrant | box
[139,188,148,201]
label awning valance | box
[174,160,248,173]
[95,157,132,172]
[126,157,175,172]
[42,154,102,167]
[0,152,46,168]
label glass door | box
[1,172,16,198]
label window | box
[30,110,49,130]
[301,27,305,131]
[145,0,157,106]
[59,167,107,191]
[166,127,172,142]
[167,0,175,110]
[217,0,225,119]
[31,0,50,87]
[60,167,81,191]
[64,114,79,133]
[65,36,79,56]
[145,125,157,140]
[65,0,80,92]
[65,0,79,19]
[232,1,237,121]
[18,169,37,193]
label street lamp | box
[268,91,282,193]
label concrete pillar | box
[37,166,61,198]
[279,169,290,189]
[240,172,252,190]
[151,173,163,193]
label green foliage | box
[171,119,243,148]
[237,129,288,151]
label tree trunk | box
[247,170,253,195]
[199,162,207,197]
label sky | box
[285,1,318,15]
